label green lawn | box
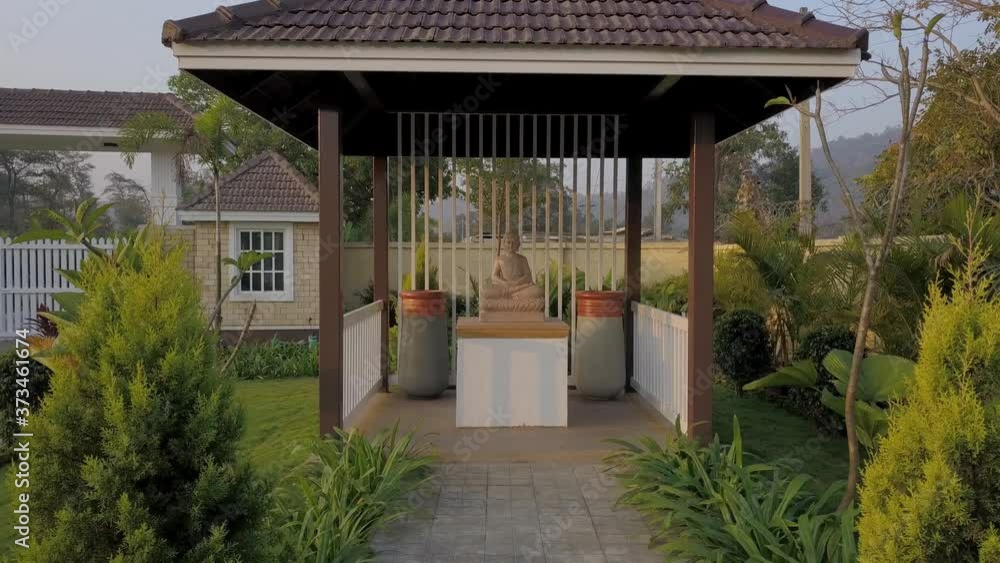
[234,377,319,478]
[713,385,849,489]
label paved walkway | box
[373,463,660,563]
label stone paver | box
[373,464,660,563]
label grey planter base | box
[398,313,449,398]
[574,316,626,400]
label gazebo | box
[162,0,867,443]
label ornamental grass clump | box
[25,233,273,562]
[607,417,858,562]
[858,249,1000,562]
[226,338,319,380]
[273,425,433,562]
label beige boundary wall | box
[168,225,843,332]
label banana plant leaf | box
[743,360,817,392]
[822,350,915,403]
[819,389,889,449]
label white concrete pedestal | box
[456,319,570,427]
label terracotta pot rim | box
[576,291,625,300]
[576,291,625,318]
[400,290,446,300]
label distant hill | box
[812,126,900,235]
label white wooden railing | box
[343,300,384,423]
[0,237,117,338]
[632,302,689,432]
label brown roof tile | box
[163,0,868,52]
[182,150,319,213]
[0,88,194,130]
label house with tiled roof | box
[0,88,193,223]
[0,88,323,337]
[175,150,322,337]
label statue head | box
[500,233,520,254]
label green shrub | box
[273,426,433,561]
[783,326,856,435]
[858,260,1000,562]
[744,350,915,451]
[0,350,53,462]
[25,234,273,562]
[226,339,318,380]
[641,272,688,314]
[714,309,772,393]
[608,417,857,562]
[389,325,399,374]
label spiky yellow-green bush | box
[858,254,1000,562]
[25,233,274,562]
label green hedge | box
[226,339,318,380]
[713,309,772,393]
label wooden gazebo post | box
[372,156,390,392]
[319,107,344,434]
[623,156,643,390]
[687,112,716,442]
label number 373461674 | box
[13,329,33,427]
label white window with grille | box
[229,223,294,301]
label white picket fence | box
[0,237,118,338]
[632,302,689,432]
[343,300,385,424]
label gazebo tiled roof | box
[163,0,867,52]
[181,150,319,213]
[0,88,195,130]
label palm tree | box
[723,211,841,364]
[120,97,239,330]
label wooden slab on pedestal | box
[458,318,570,339]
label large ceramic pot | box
[398,290,449,398]
[574,291,626,399]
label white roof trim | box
[0,124,122,138]
[0,124,180,152]
[179,210,318,223]
[173,43,862,78]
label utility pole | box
[798,98,813,237]
[653,158,662,240]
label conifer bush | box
[25,234,274,562]
[858,253,1000,562]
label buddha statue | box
[480,233,545,322]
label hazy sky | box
[0,0,983,193]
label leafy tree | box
[455,157,572,238]
[168,73,447,237]
[719,211,848,363]
[658,122,827,235]
[104,172,150,231]
[120,96,242,329]
[0,150,51,234]
[860,43,1000,233]
[30,152,96,218]
[769,8,943,510]
[25,231,273,562]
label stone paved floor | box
[373,463,660,563]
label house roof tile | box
[181,150,319,214]
[0,88,195,130]
[163,0,868,53]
